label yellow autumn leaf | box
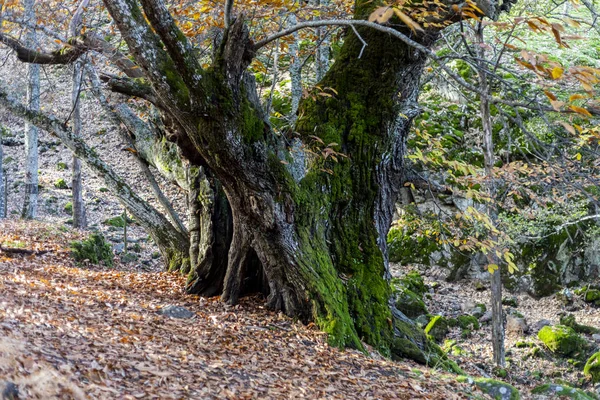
[569,105,593,117]
[569,94,586,102]
[368,7,394,24]
[393,8,424,33]
[558,121,576,135]
[550,67,564,80]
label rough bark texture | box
[476,24,505,367]
[185,166,233,296]
[0,138,4,219]
[70,0,90,229]
[21,0,39,220]
[71,59,87,228]
[94,0,467,363]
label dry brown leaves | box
[0,220,485,399]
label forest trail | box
[0,220,484,399]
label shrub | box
[54,178,68,189]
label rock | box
[502,296,519,307]
[424,315,449,342]
[584,352,600,383]
[506,315,529,335]
[532,319,552,333]
[158,305,195,319]
[531,383,596,399]
[457,315,480,338]
[457,376,520,400]
[1,381,19,400]
[461,301,477,314]
[557,288,575,305]
[473,280,487,291]
[592,334,600,342]
[469,303,486,319]
[395,288,428,319]
[585,289,600,303]
[112,243,125,254]
[560,314,600,334]
[397,271,427,296]
[480,310,493,323]
[537,325,588,357]
[414,314,431,328]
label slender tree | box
[69,0,90,229]
[21,0,39,219]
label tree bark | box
[0,0,510,365]
[21,0,39,220]
[0,135,4,219]
[476,24,505,367]
[185,166,233,296]
[69,0,90,229]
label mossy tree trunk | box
[98,0,449,360]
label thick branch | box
[102,0,190,112]
[0,33,86,64]
[138,0,202,91]
[100,73,158,104]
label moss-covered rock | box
[104,216,126,228]
[585,289,600,304]
[531,383,597,399]
[457,314,480,337]
[414,314,431,328]
[537,325,588,357]
[560,314,600,335]
[584,352,600,383]
[502,297,519,307]
[394,270,427,296]
[71,233,113,267]
[457,376,520,400]
[425,315,449,342]
[395,288,427,318]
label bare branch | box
[100,73,158,104]
[0,32,86,64]
[224,0,235,29]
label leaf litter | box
[0,220,487,399]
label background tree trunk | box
[476,23,505,367]
[0,134,4,219]
[69,0,90,229]
[21,0,39,220]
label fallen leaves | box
[0,221,483,399]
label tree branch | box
[100,73,158,104]
[139,0,202,91]
[0,32,86,64]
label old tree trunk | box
[107,0,444,360]
[0,0,509,363]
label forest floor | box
[0,220,492,399]
[391,263,600,399]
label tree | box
[69,0,90,229]
[0,0,513,362]
[20,0,39,219]
[0,126,4,219]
